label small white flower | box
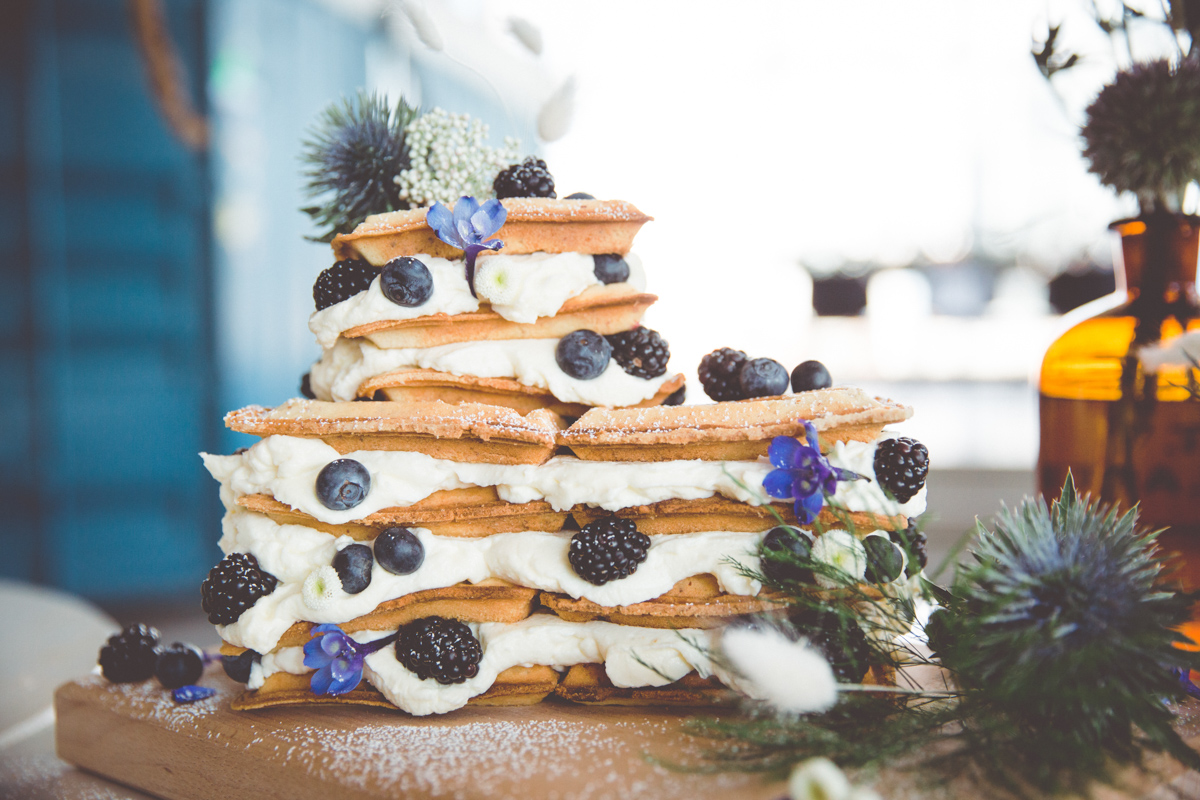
[394,108,521,207]
[788,757,882,800]
[722,626,838,714]
[811,530,867,587]
[474,260,519,305]
[302,566,342,611]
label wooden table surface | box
[41,667,1200,800]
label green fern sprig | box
[300,92,420,242]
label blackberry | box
[889,525,929,577]
[698,348,748,401]
[791,611,872,683]
[606,328,669,379]
[201,553,278,625]
[313,259,378,311]
[493,157,556,199]
[569,519,650,585]
[395,616,483,684]
[98,623,161,683]
[873,437,930,503]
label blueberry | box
[155,642,204,689]
[221,649,260,684]
[566,192,595,200]
[380,256,434,307]
[791,360,832,393]
[316,459,371,511]
[664,385,686,406]
[300,372,316,399]
[862,535,905,584]
[333,543,374,594]
[760,526,815,585]
[375,527,425,575]
[738,358,789,398]
[556,330,612,380]
[592,254,630,284]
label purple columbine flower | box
[303,623,398,696]
[1171,665,1200,699]
[426,196,507,298]
[762,421,863,524]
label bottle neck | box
[1112,213,1200,300]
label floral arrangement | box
[677,462,1200,797]
[299,93,523,241]
[1034,3,1200,213]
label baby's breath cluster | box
[395,108,520,208]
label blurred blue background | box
[3,0,1171,605]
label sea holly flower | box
[303,624,399,696]
[426,196,506,298]
[763,421,862,524]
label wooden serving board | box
[53,668,1200,800]
[54,670,783,800]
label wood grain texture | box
[52,669,1200,800]
[53,670,780,800]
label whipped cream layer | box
[309,251,647,348]
[202,436,926,526]
[309,336,672,406]
[251,615,745,716]
[216,509,766,653]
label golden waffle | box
[233,582,541,650]
[332,198,652,265]
[346,287,656,350]
[571,497,907,535]
[560,388,912,462]
[361,370,686,418]
[231,665,559,711]
[237,490,568,538]
[554,665,733,706]
[539,574,781,629]
[225,399,565,465]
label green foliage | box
[300,92,419,242]
[1082,59,1200,212]
[680,478,1200,794]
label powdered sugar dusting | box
[264,712,764,799]
[77,673,222,733]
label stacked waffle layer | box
[306,198,684,416]
[203,387,925,716]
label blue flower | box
[172,685,216,704]
[1171,665,1200,699]
[762,422,862,524]
[426,196,507,297]
[303,623,398,696]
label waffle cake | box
[199,192,929,716]
[307,198,684,414]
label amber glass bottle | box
[1039,213,1200,589]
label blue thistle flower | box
[426,196,507,298]
[937,474,1200,788]
[762,422,862,524]
[303,624,398,696]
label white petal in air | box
[1139,330,1200,373]
[508,16,543,55]
[538,76,576,143]
[722,626,838,714]
[399,0,443,51]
